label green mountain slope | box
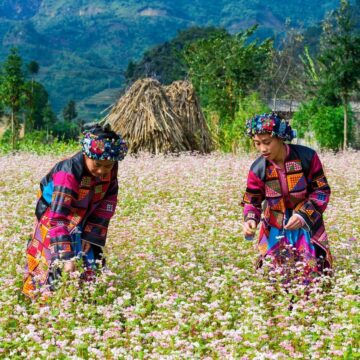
[0,0,344,120]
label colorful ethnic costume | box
[23,125,127,298]
[242,114,332,280]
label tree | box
[264,23,305,110]
[57,100,79,140]
[293,100,353,150]
[52,121,80,140]
[27,61,39,76]
[0,48,25,149]
[0,100,4,119]
[62,100,77,122]
[184,26,272,122]
[42,102,57,140]
[25,60,40,133]
[221,92,270,152]
[317,0,360,149]
[42,103,57,128]
[24,81,49,130]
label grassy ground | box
[0,151,358,359]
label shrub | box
[217,93,270,153]
[293,101,354,150]
[52,121,81,141]
[0,130,79,155]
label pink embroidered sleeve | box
[294,152,331,233]
[48,171,80,260]
[82,176,119,247]
[241,170,265,225]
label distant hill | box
[77,87,121,121]
[0,0,344,120]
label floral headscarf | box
[80,125,128,161]
[245,113,296,142]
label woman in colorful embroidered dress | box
[241,113,332,281]
[23,124,128,299]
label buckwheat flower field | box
[0,151,359,359]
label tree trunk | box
[273,97,277,112]
[11,110,15,150]
[29,77,34,132]
[23,112,26,137]
[343,96,348,151]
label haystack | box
[164,80,213,153]
[102,78,190,154]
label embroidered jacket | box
[242,144,330,236]
[35,151,118,260]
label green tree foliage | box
[0,99,3,118]
[0,129,79,155]
[23,80,49,131]
[296,0,360,150]
[27,60,39,76]
[24,60,41,132]
[184,26,272,122]
[312,106,354,150]
[291,100,316,139]
[42,103,58,131]
[52,121,80,141]
[124,27,225,86]
[317,0,360,149]
[0,48,59,148]
[0,48,25,149]
[220,93,270,153]
[300,0,360,60]
[62,100,78,122]
[300,46,319,91]
[0,48,77,146]
[53,99,80,140]
[292,100,354,149]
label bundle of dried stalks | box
[164,80,213,153]
[102,78,190,154]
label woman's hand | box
[243,220,257,237]
[82,240,91,253]
[81,240,91,253]
[63,261,75,272]
[284,215,303,230]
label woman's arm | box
[82,177,119,247]
[241,170,265,226]
[294,152,331,234]
[48,170,80,261]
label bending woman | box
[23,124,127,299]
[242,113,332,281]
